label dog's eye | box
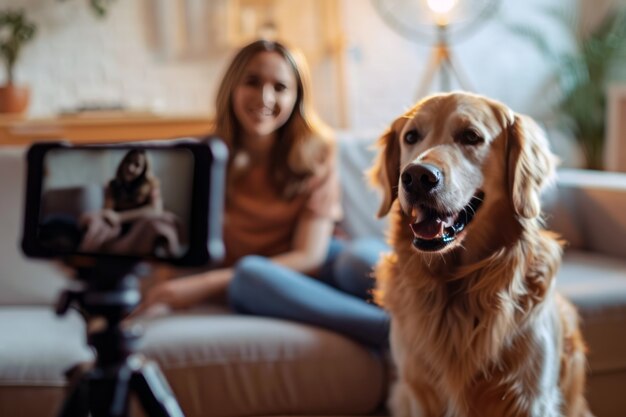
[456,129,483,145]
[404,130,421,145]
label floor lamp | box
[415,0,473,99]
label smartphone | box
[21,138,227,267]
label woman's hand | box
[101,209,121,227]
[133,269,232,315]
[140,277,202,311]
[78,210,122,251]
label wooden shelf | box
[0,112,215,145]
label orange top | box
[221,160,342,267]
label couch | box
[1,133,625,417]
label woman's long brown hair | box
[109,149,155,211]
[214,39,334,199]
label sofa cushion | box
[0,305,386,417]
[0,307,92,385]
[138,308,387,417]
[557,249,626,417]
[0,307,93,417]
[542,169,626,257]
[557,250,626,373]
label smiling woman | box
[214,39,333,201]
[138,39,390,350]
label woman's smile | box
[233,51,297,142]
[248,106,275,120]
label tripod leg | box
[88,364,133,417]
[57,364,91,417]
[130,355,185,417]
[444,51,474,92]
[415,47,444,100]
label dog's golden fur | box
[370,92,592,417]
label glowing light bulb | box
[426,0,457,15]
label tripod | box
[56,259,185,417]
[415,23,473,100]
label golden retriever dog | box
[370,92,592,417]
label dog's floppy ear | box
[507,114,558,219]
[369,121,402,218]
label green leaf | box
[0,8,37,84]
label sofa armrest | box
[0,147,68,306]
[543,169,626,258]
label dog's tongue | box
[410,208,454,240]
[410,218,445,239]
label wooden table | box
[0,112,215,145]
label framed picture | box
[605,84,626,172]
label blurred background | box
[1,0,625,169]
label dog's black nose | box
[401,163,442,193]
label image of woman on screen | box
[79,149,182,258]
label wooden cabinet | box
[0,113,214,145]
[606,85,626,172]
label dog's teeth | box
[442,215,455,228]
[410,207,426,223]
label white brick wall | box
[4,0,225,117]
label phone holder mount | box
[55,257,185,417]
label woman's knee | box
[228,255,274,309]
[336,238,388,276]
[231,255,269,286]
[333,238,389,299]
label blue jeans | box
[228,238,390,349]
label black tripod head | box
[56,257,147,366]
[57,257,144,318]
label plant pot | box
[0,84,30,114]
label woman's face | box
[122,152,145,182]
[232,51,298,142]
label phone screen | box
[38,147,195,260]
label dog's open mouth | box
[409,192,484,252]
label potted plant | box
[560,10,626,170]
[0,9,36,114]
[508,5,626,170]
